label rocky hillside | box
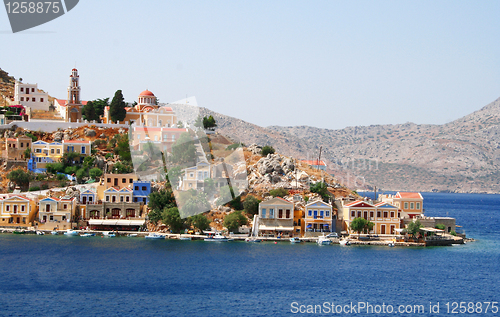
[195,97,500,194]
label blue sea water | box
[0,193,499,316]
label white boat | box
[50,231,59,235]
[317,236,332,245]
[36,231,45,235]
[339,239,350,246]
[179,236,192,241]
[388,242,395,247]
[63,229,78,236]
[102,231,116,237]
[80,233,95,237]
[145,233,164,239]
[290,237,302,243]
[204,232,230,242]
[127,233,138,237]
[245,237,261,243]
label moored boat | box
[50,231,59,235]
[339,239,350,246]
[36,231,45,235]
[317,236,332,245]
[204,232,230,242]
[80,233,95,237]
[290,237,302,243]
[145,233,164,239]
[245,237,261,243]
[63,229,78,236]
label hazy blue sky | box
[1,0,499,129]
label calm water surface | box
[0,193,499,316]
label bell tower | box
[66,68,82,122]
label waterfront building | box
[304,200,333,236]
[104,186,133,204]
[257,197,294,237]
[0,195,37,227]
[80,188,97,205]
[379,192,424,218]
[342,200,401,235]
[132,181,151,204]
[37,197,77,230]
[14,80,50,111]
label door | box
[112,208,121,218]
[381,225,386,234]
[82,196,87,204]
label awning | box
[306,224,312,228]
[323,224,329,227]
[259,225,294,231]
[89,219,145,226]
[420,227,445,233]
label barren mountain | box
[192,97,500,194]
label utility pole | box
[317,146,322,170]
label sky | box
[1,0,499,130]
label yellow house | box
[257,197,294,237]
[31,141,64,168]
[379,192,423,219]
[97,173,138,200]
[62,140,91,156]
[104,187,133,203]
[0,195,37,227]
[342,200,400,235]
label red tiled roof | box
[344,200,374,207]
[395,192,422,199]
[301,160,326,166]
[6,138,17,141]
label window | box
[40,98,44,102]
[120,196,124,202]
[320,210,324,218]
[377,211,381,217]
[126,196,129,202]
[326,210,330,217]
[370,211,374,219]
[89,196,93,203]
[21,205,25,212]
[309,210,313,217]
[21,143,24,148]
[154,135,158,141]
[107,178,111,183]
[32,98,36,102]
[106,196,110,202]
[51,149,54,154]
[357,211,361,218]
[172,135,175,141]
[383,211,388,218]
[129,179,133,183]
[269,209,274,219]
[262,208,266,218]
[163,134,168,141]
[410,202,414,209]
[122,178,126,183]
[351,210,355,217]
[49,215,54,221]
[189,173,194,178]
[6,205,9,212]
[62,216,66,221]
[31,88,35,92]
[404,202,408,209]
[20,87,24,92]
[416,202,420,210]
[20,97,24,101]
[36,149,41,153]
[81,146,85,154]
[286,209,290,218]
[57,149,60,154]
[137,135,140,140]
[390,211,394,218]
[142,186,146,190]
[135,186,139,190]
[278,209,283,218]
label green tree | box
[261,145,275,156]
[189,213,211,232]
[407,220,422,238]
[76,168,87,182]
[194,115,203,128]
[310,182,330,200]
[23,147,31,160]
[217,185,235,205]
[148,188,176,213]
[91,98,109,119]
[269,188,288,198]
[350,217,368,237]
[243,195,261,215]
[112,161,133,174]
[223,211,248,233]
[181,191,211,217]
[46,162,65,174]
[83,100,98,122]
[7,169,31,189]
[89,167,103,179]
[177,121,184,128]
[109,90,127,123]
[161,207,185,233]
[435,223,445,230]
[203,115,217,130]
[166,166,182,188]
[147,209,162,225]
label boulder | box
[85,129,96,137]
[53,131,63,142]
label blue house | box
[133,181,151,204]
[80,189,97,204]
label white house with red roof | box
[14,80,50,111]
[257,197,294,237]
[379,192,424,219]
[301,160,327,171]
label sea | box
[0,192,499,317]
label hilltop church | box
[54,68,87,122]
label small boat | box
[179,236,192,241]
[204,232,230,242]
[245,237,261,243]
[339,239,350,246]
[36,231,45,235]
[127,233,138,237]
[290,237,302,243]
[388,242,395,247]
[102,231,116,237]
[317,236,332,245]
[80,233,95,237]
[50,231,59,235]
[145,233,164,239]
[63,229,78,236]
[13,229,25,234]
